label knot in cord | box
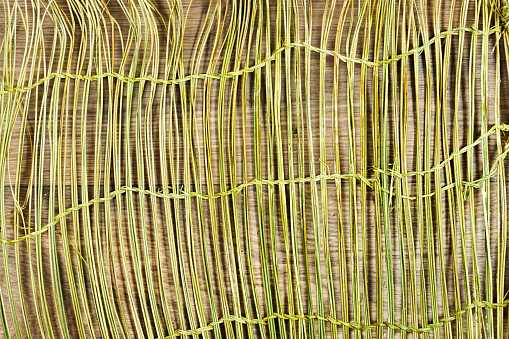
[499,5,509,32]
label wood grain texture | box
[0,0,508,338]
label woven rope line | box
[3,174,364,245]
[159,299,509,338]
[4,152,508,245]
[2,123,507,245]
[373,124,509,178]
[2,188,125,245]
[0,25,501,96]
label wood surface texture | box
[0,0,509,338]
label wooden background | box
[1,0,509,338]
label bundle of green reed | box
[1,0,509,338]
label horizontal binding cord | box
[1,122,508,245]
[0,25,502,96]
[160,299,509,338]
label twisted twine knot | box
[499,5,509,32]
